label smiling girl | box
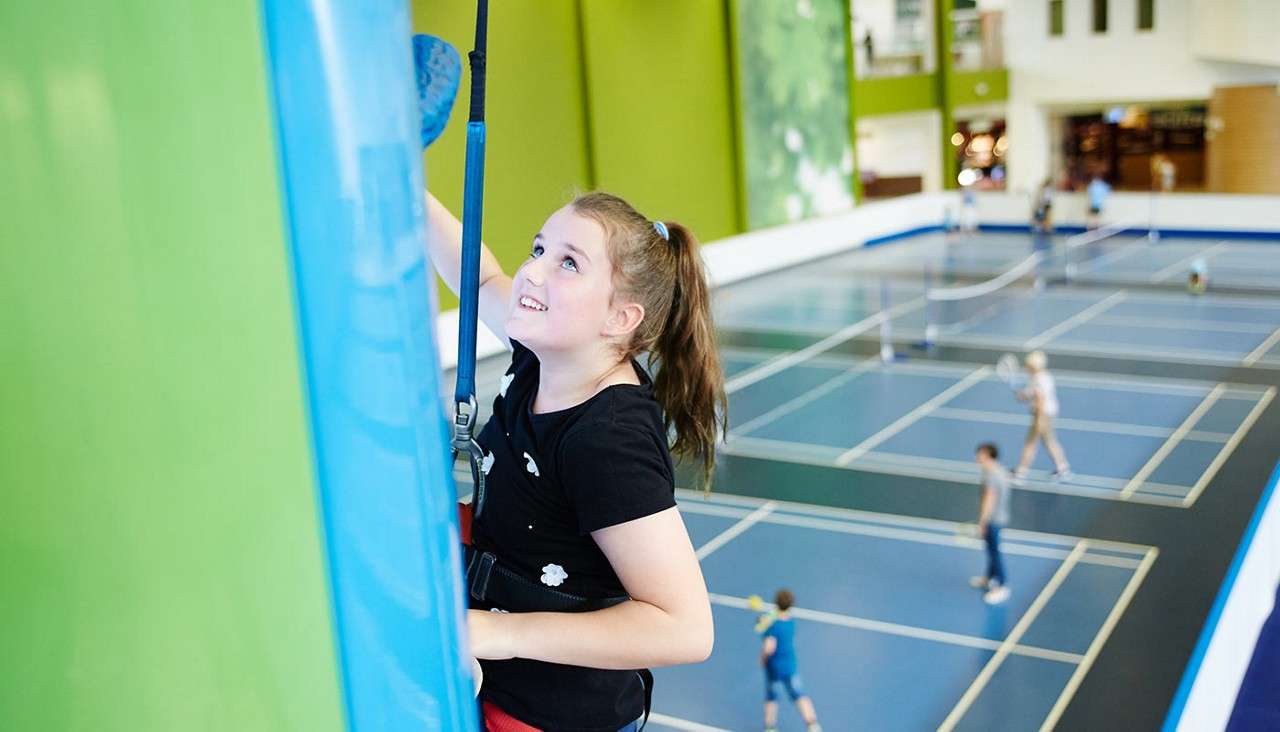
[425,191,723,731]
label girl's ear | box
[603,301,645,339]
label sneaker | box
[807,725,823,732]
[984,585,1011,605]
[1012,467,1028,485]
[1051,467,1073,482]
[969,576,990,589]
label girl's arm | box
[760,635,777,667]
[468,507,714,669]
[424,192,513,347]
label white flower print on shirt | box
[541,563,568,587]
[499,372,514,398]
[481,451,495,475]
[523,452,540,477]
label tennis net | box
[924,252,1043,346]
[1063,221,1138,282]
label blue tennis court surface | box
[777,230,1280,293]
[716,274,1280,369]
[720,350,1273,506]
[650,492,1157,732]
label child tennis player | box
[1013,350,1071,482]
[971,443,1012,605]
[425,191,723,731]
[758,589,822,732]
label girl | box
[1013,350,1071,483]
[425,191,723,731]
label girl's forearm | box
[495,599,713,670]
[424,192,506,297]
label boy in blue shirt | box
[759,589,822,732]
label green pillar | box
[935,0,957,189]
[844,0,864,203]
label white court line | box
[1119,384,1226,499]
[891,326,1280,370]
[647,712,731,732]
[1038,547,1160,731]
[730,358,881,436]
[723,297,925,394]
[1243,326,1280,367]
[1070,235,1149,274]
[725,431,1189,496]
[835,367,991,466]
[677,487,1153,556]
[1149,242,1230,282]
[694,502,775,560]
[683,502,1143,570]
[1182,388,1276,507]
[929,406,1232,442]
[723,343,1273,395]
[1092,315,1278,335]
[709,593,1084,665]
[938,541,1088,732]
[719,436,1191,508]
[1024,291,1128,351]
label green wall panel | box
[580,1,741,242]
[853,73,940,118]
[949,68,1009,108]
[413,1,593,309]
[0,2,344,731]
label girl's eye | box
[531,244,544,258]
[561,257,578,272]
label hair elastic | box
[652,220,669,241]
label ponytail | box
[651,222,726,491]
[570,193,727,491]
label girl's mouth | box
[518,295,548,312]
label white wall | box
[1191,0,1280,67]
[856,110,944,191]
[1002,0,1280,191]
[972,190,1280,232]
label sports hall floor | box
[452,229,1280,730]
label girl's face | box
[505,206,628,354]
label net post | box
[922,264,937,349]
[879,278,895,363]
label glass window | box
[1137,0,1154,30]
[1049,0,1064,36]
[1093,0,1109,33]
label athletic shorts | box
[765,671,806,702]
[1027,413,1057,441]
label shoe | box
[1012,467,1028,485]
[984,585,1011,605]
[970,576,990,589]
[807,725,823,732]
[1052,467,1073,482]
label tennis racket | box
[996,353,1024,392]
[747,594,779,633]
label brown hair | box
[570,192,726,490]
[774,589,794,611]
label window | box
[1093,0,1109,33]
[1049,0,1064,36]
[1137,0,1155,30]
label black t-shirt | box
[472,340,677,731]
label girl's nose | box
[522,260,546,287]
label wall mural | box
[736,0,855,229]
